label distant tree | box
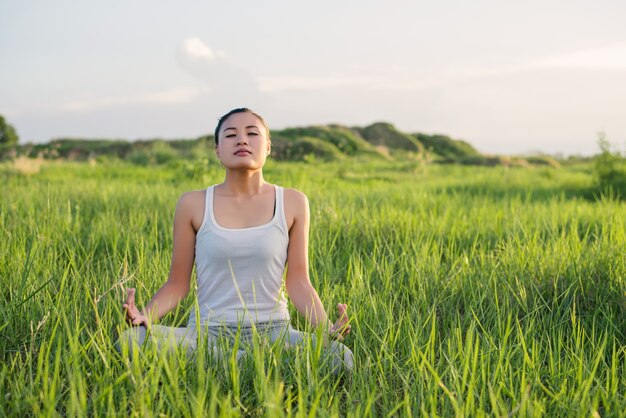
[0,115,19,146]
[594,132,626,198]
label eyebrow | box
[223,125,260,131]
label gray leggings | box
[116,321,353,374]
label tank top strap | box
[201,186,215,230]
[275,185,288,232]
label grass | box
[0,159,624,416]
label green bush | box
[48,139,132,160]
[125,141,179,166]
[525,155,561,168]
[151,141,178,165]
[126,149,152,166]
[446,155,528,167]
[593,134,626,198]
[413,133,479,159]
[454,155,498,166]
[0,115,19,146]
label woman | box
[118,108,353,372]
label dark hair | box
[214,108,270,145]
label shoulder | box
[283,187,309,210]
[175,189,208,231]
[177,189,206,209]
[282,187,309,229]
[175,189,207,222]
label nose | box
[236,135,248,146]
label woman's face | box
[215,112,270,170]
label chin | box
[225,161,263,170]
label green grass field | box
[1,159,624,416]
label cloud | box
[17,38,623,155]
[58,87,204,112]
[444,44,626,81]
[524,44,626,70]
[181,37,216,61]
[253,44,626,97]
[55,37,263,114]
[176,37,259,104]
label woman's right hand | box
[123,288,150,328]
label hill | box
[354,122,424,154]
[413,133,479,159]
[272,125,383,161]
[2,122,560,168]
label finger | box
[125,288,135,305]
[126,311,136,322]
[123,305,133,320]
[338,305,349,323]
[337,303,347,317]
[333,321,350,335]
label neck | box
[221,169,265,195]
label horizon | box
[13,121,599,159]
[2,1,626,156]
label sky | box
[1,0,626,156]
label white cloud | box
[255,44,626,97]
[58,87,204,112]
[524,44,626,70]
[444,44,626,81]
[176,37,259,103]
[181,37,215,61]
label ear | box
[215,145,220,158]
[266,141,271,156]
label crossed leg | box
[116,323,354,374]
[266,325,354,374]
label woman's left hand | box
[329,303,351,340]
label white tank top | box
[188,185,291,327]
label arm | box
[124,192,198,326]
[284,190,350,342]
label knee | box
[115,326,147,356]
[328,342,354,374]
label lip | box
[234,149,252,156]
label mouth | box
[234,150,252,156]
